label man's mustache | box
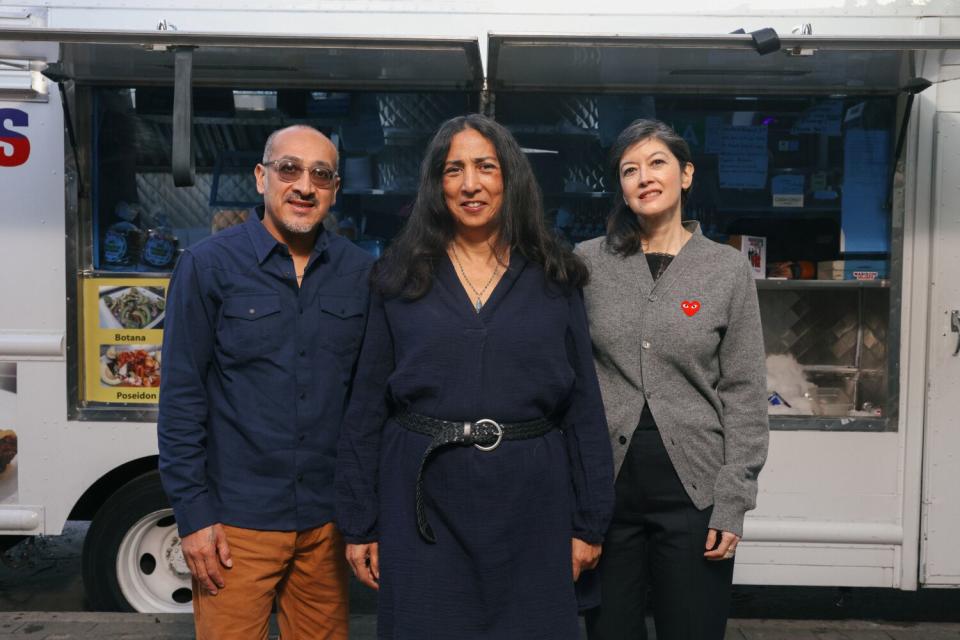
[287,192,316,203]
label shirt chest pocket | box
[318,295,365,357]
[219,294,283,358]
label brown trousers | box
[193,522,349,640]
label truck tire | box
[81,471,194,613]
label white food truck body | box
[1,0,959,613]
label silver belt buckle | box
[471,418,503,452]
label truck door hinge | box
[951,310,960,356]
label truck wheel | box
[81,471,193,613]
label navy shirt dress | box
[336,253,614,639]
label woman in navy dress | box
[335,114,615,639]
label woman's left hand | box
[704,528,740,561]
[571,538,602,581]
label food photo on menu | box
[98,285,166,330]
[0,428,15,504]
[100,345,162,388]
[0,429,15,476]
[0,363,16,503]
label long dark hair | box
[606,119,693,257]
[375,113,588,299]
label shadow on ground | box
[2,521,959,624]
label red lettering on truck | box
[0,108,30,167]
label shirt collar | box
[246,205,331,265]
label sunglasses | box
[262,159,339,189]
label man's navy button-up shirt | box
[158,208,374,537]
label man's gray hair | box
[261,124,339,169]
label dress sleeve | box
[563,288,616,544]
[709,257,770,537]
[157,251,218,538]
[335,289,396,544]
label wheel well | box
[68,456,159,521]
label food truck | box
[1,0,959,613]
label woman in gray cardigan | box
[576,119,768,640]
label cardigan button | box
[618,435,627,445]
[641,340,651,349]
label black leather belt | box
[395,412,557,543]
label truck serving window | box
[494,90,897,432]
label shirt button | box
[298,434,305,442]
[248,308,256,315]
[692,484,698,490]
[299,392,306,400]
[297,474,304,482]
[299,307,304,314]
[618,435,627,445]
[299,349,306,357]
[641,340,651,349]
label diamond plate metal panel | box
[376,145,422,192]
[758,286,890,414]
[133,118,279,169]
[496,94,609,193]
[136,173,216,231]
[860,289,889,371]
[563,143,608,192]
[759,289,860,366]
[556,95,600,131]
[211,172,261,207]
[497,93,599,130]
[377,93,470,136]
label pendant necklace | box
[451,244,500,312]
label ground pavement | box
[1,612,960,639]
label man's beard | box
[278,214,322,235]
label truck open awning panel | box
[0,28,483,90]
[488,34,960,94]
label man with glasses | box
[159,125,373,639]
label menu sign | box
[82,277,169,404]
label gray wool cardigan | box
[575,223,768,537]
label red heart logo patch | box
[681,300,701,317]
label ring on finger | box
[723,549,736,559]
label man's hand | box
[571,538,602,582]
[346,542,380,590]
[181,523,233,595]
[704,528,740,561]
